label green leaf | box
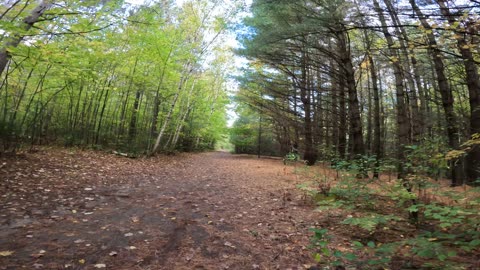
[333,250,343,258]
[344,253,357,261]
[407,205,419,212]
[469,239,480,247]
[352,241,363,247]
[439,222,452,228]
[417,249,435,258]
[367,241,375,248]
[447,251,457,257]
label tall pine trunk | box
[410,0,464,186]
[374,0,410,181]
[300,47,317,165]
[369,55,382,178]
[437,0,480,184]
[337,30,365,158]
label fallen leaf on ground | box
[31,253,44,258]
[0,250,14,256]
[224,242,236,249]
[131,216,139,223]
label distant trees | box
[0,0,237,154]
[234,0,480,185]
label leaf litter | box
[0,148,327,269]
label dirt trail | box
[1,150,320,270]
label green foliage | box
[310,227,392,268]
[215,134,234,152]
[330,158,351,171]
[310,229,330,263]
[404,236,460,268]
[404,138,450,179]
[329,175,374,209]
[229,104,281,156]
[300,160,480,269]
[283,152,299,165]
[0,0,236,154]
[230,112,258,153]
[341,214,402,232]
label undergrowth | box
[294,155,480,269]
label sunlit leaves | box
[0,0,237,153]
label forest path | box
[1,150,321,269]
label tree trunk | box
[168,79,197,150]
[338,30,365,157]
[95,67,117,145]
[300,48,317,165]
[338,70,347,159]
[383,0,422,142]
[374,0,410,181]
[151,66,190,154]
[369,55,382,178]
[329,59,340,157]
[150,48,173,147]
[314,67,324,148]
[128,89,142,145]
[437,0,480,184]
[410,0,464,186]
